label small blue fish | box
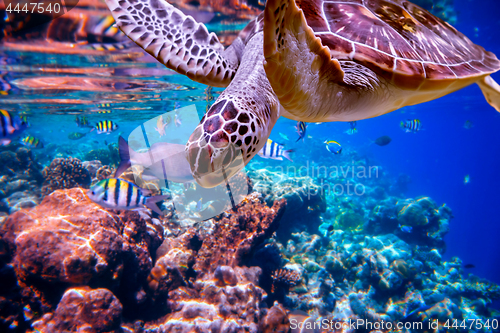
[0,109,28,145]
[344,128,358,135]
[324,140,342,154]
[279,132,289,141]
[196,198,203,211]
[344,121,358,135]
[401,119,421,133]
[399,224,413,233]
[296,121,307,142]
[464,174,470,184]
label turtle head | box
[186,98,270,188]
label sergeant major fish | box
[257,139,294,162]
[86,178,170,215]
[155,115,169,137]
[401,119,421,133]
[20,135,44,149]
[345,121,358,135]
[92,120,119,134]
[0,109,28,145]
[76,116,92,128]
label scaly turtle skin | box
[105,0,500,188]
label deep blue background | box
[274,0,500,287]
[357,0,500,285]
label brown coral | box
[193,193,286,276]
[271,268,302,293]
[95,165,115,182]
[41,157,91,196]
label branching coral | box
[271,268,301,293]
[41,157,91,196]
[95,165,114,182]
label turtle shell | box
[295,0,500,89]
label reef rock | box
[0,188,163,314]
[140,193,287,332]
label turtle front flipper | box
[106,0,238,87]
[263,0,347,121]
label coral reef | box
[41,157,91,196]
[0,148,43,214]
[0,189,294,332]
[83,144,119,167]
[0,188,163,322]
[134,194,287,331]
[249,169,326,239]
[95,165,115,182]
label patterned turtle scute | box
[298,0,500,86]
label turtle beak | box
[186,128,245,188]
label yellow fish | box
[155,115,168,137]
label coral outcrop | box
[135,193,287,331]
[0,188,163,319]
[32,287,123,333]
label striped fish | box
[20,135,44,149]
[92,120,119,134]
[296,121,307,142]
[258,139,293,162]
[401,119,421,133]
[89,43,128,51]
[86,178,170,215]
[76,116,90,128]
[0,109,28,145]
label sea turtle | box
[105,0,500,188]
